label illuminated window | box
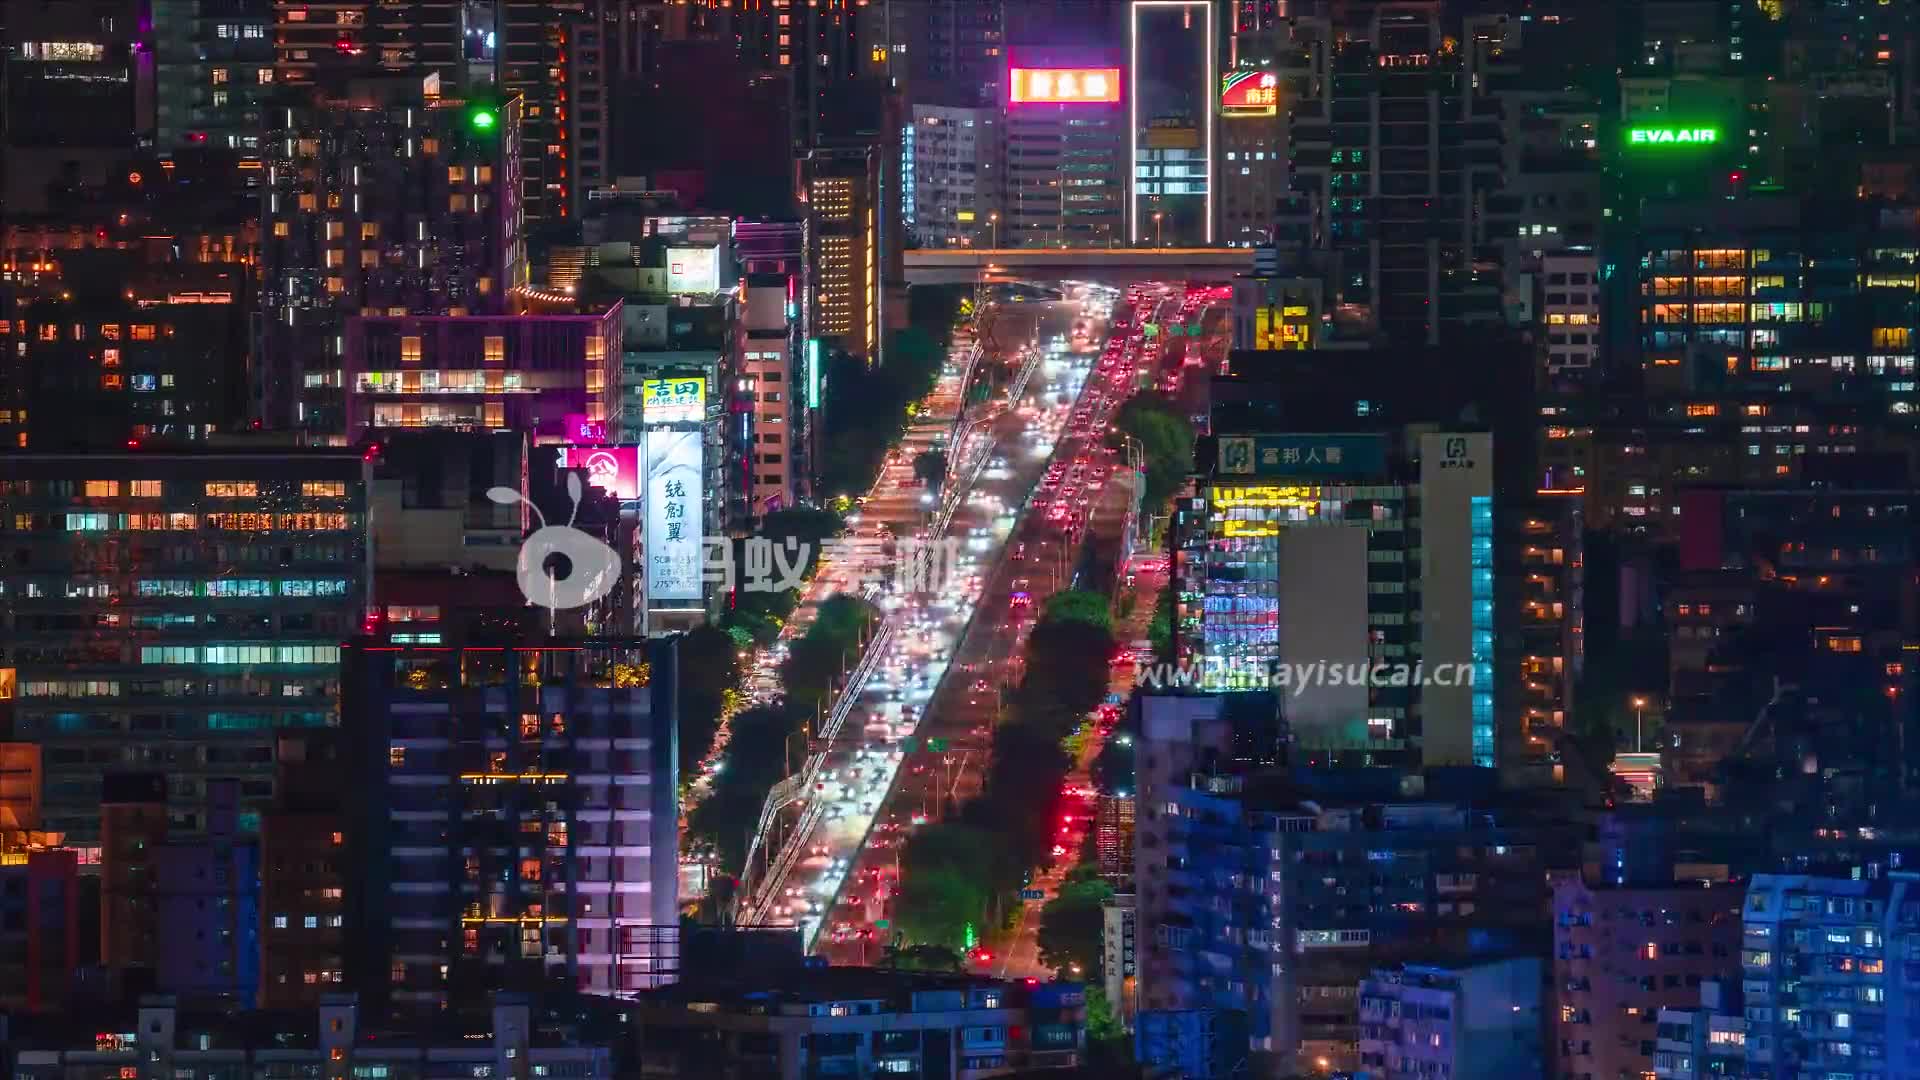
[84,481,120,498]
[302,482,347,498]
[205,481,258,497]
[1874,327,1911,349]
[130,325,156,342]
[448,166,467,183]
[273,221,289,238]
[130,481,162,498]
[400,336,422,364]
[483,335,505,363]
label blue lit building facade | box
[1136,772,1568,1073]
[0,452,369,846]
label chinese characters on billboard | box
[641,377,706,425]
[645,430,703,601]
[1009,67,1121,105]
[564,414,608,444]
[557,445,641,501]
[1221,69,1279,117]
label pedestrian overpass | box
[903,247,1256,286]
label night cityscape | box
[1,0,1919,1077]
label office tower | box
[1172,430,1494,768]
[342,301,622,443]
[904,103,1001,249]
[7,253,247,450]
[258,77,525,439]
[1126,0,1216,246]
[345,637,679,1009]
[271,0,466,87]
[1001,47,1126,249]
[151,0,274,153]
[3,0,153,214]
[1550,870,1745,1080]
[0,452,369,845]
[800,145,884,363]
[1357,959,1544,1079]
[1275,10,1507,346]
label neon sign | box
[1626,127,1719,147]
[1221,70,1279,117]
[1009,67,1121,105]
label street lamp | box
[1153,211,1164,249]
[988,211,999,249]
[1631,696,1648,752]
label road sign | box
[873,918,890,930]
[1021,889,1046,900]
[899,738,919,752]
[926,738,949,752]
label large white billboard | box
[645,429,704,601]
[666,246,720,295]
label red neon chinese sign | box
[1009,67,1121,105]
[1221,70,1279,117]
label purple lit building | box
[343,302,623,444]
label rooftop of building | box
[639,966,1079,1015]
[4,992,631,1052]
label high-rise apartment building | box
[493,1,607,222]
[0,452,369,845]
[3,254,247,450]
[801,145,883,363]
[1135,763,1571,1073]
[258,77,525,439]
[1274,11,1508,346]
[905,103,1000,249]
[1356,959,1544,1079]
[345,637,679,1009]
[152,0,274,154]
[736,219,811,514]
[270,0,465,87]
[1550,871,1744,1080]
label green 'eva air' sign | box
[1627,127,1719,148]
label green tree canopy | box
[1040,589,1114,634]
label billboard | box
[645,429,703,601]
[666,246,721,294]
[1221,70,1279,117]
[1009,67,1121,105]
[1625,126,1719,149]
[558,445,640,501]
[564,414,608,444]
[641,377,706,425]
[1215,434,1388,478]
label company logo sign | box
[1010,67,1121,105]
[557,445,640,501]
[641,377,706,425]
[1627,127,1718,147]
[1221,70,1279,117]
